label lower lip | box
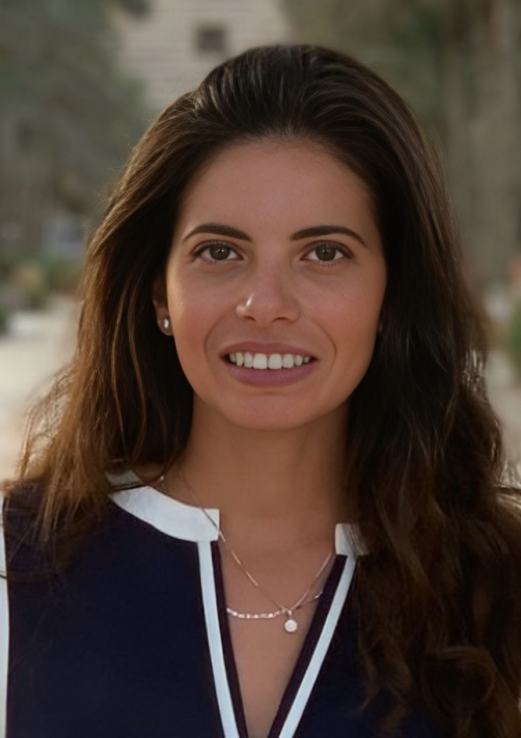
[223,359,318,387]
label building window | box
[195,24,227,55]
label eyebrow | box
[290,225,367,247]
[182,224,252,242]
[182,222,367,247]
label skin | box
[152,139,387,737]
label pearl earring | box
[162,317,170,331]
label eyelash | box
[192,241,352,265]
[193,241,240,263]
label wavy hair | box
[7,45,521,735]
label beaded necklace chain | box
[159,473,333,634]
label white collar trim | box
[335,521,366,557]
[111,486,220,543]
[110,477,365,556]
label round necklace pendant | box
[284,618,298,633]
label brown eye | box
[307,244,346,262]
[316,245,336,261]
[209,244,232,260]
[196,242,239,263]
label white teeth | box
[228,352,313,370]
[268,354,283,370]
[253,353,268,370]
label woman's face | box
[154,140,387,432]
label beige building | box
[114,0,289,113]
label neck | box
[165,401,349,553]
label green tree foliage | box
[281,0,521,285]
[282,0,445,119]
[0,0,150,256]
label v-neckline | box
[110,482,362,736]
[212,543,350,738]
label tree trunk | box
[471,0,520,285]
[443,1,477,283]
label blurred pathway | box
[0,300,520,481]
[486,351,521,475]
[0,298,77,480]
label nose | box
[235,260,300,326]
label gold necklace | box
[159,472,334,634]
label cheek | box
[322,282,384,337]
[320,279,385,381]
[170,304,206,355]
[166,276,198,345]
[166,276,222,365]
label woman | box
[2,44,521,738]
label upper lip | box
[221,342,316,357]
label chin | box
[212,400,344,434]
[234,417,310,433]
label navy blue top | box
[1,484,446,737]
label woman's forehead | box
[173,139,379,244]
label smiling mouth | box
[226,352,314,370]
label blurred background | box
[0,0,520,479]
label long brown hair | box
[7,45,521,735]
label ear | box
[152,274,172,335]
[152,274,168,319]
